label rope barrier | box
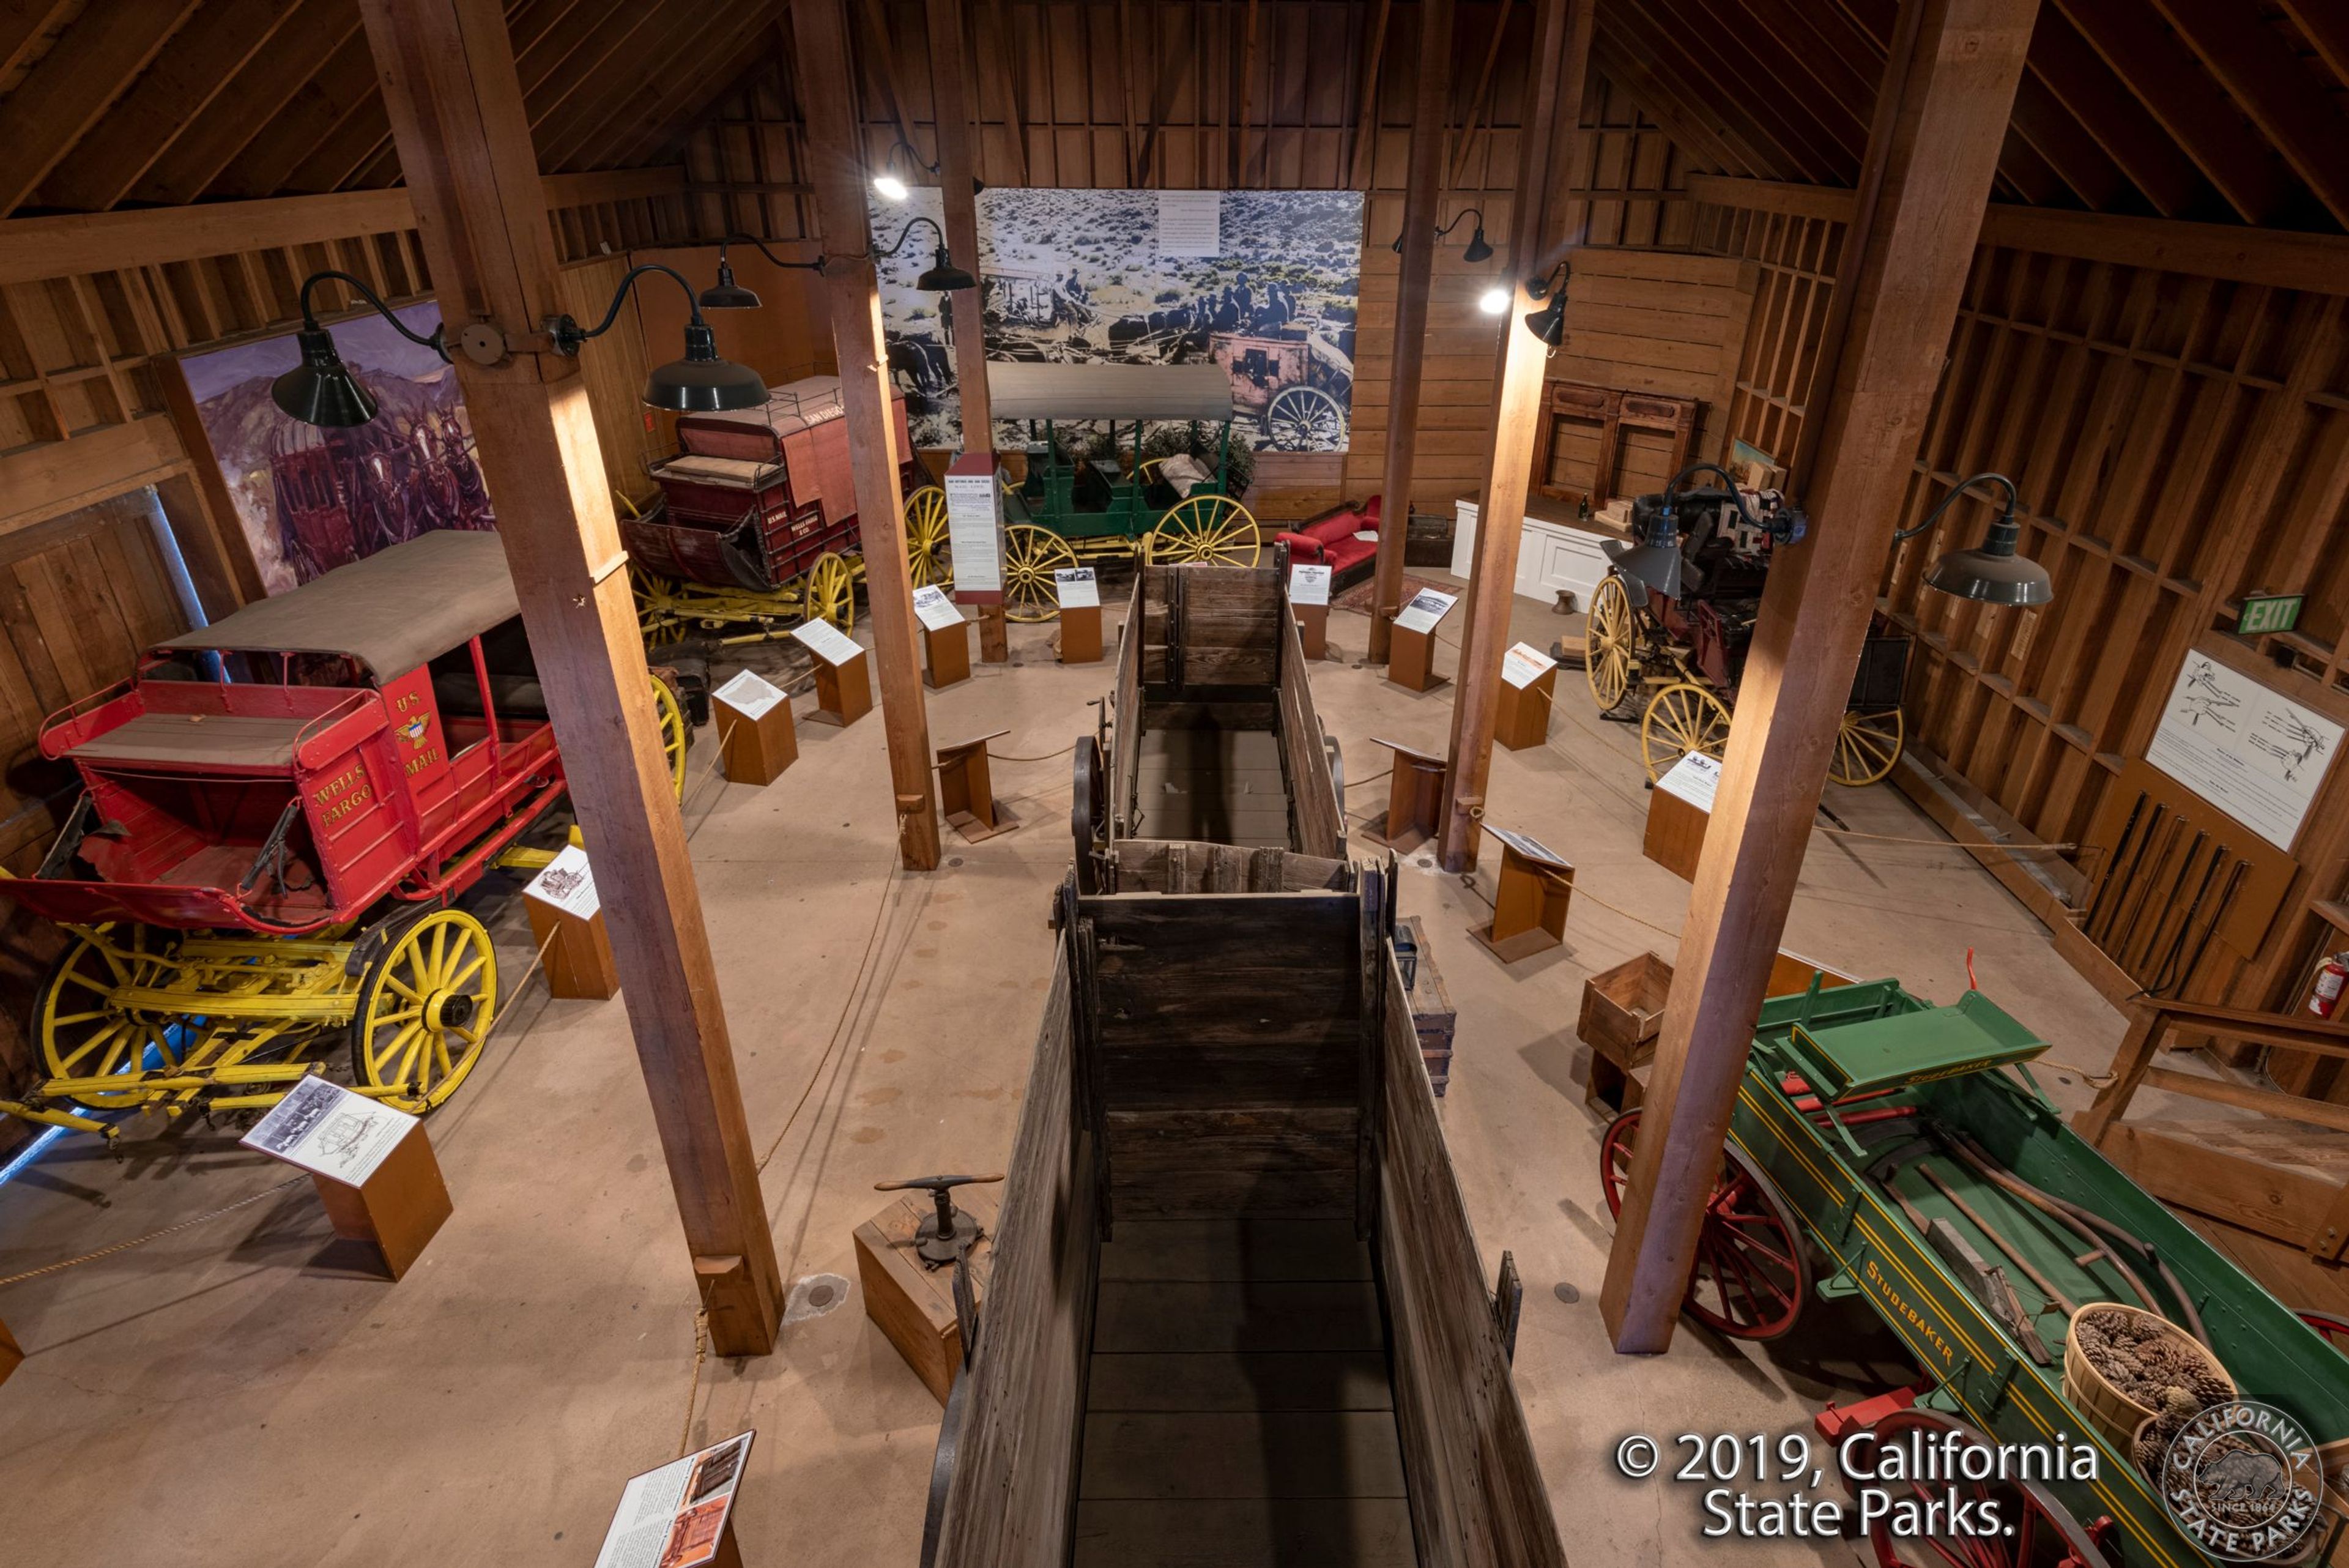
[677,1306,711,1458]
[0,1176,308,1290]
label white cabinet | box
[1451,500,1613,609]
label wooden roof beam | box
[0,0,206,217]
[36,0,308,213]
[2049,0,2291,225]
[1598,4,1791,179]
[1640,0,1856,184]
[533,0,716,171]
[2148,0,2349,231]
[2277,1,2349,86]
[206,30,382,197]
[1589,31,1754,177]
[2024,6,2205,218]
[0,2,83,84]
[2003,59,2128,209]
[1669,0,1871,176]
[612,24,790,173]
[560,3,787,174]
[128,0,359,204]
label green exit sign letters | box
[2238,593,2303,636]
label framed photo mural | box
[872,187,1364,455]
[175,302,493,596]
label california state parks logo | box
[2155,1400,2326,1561]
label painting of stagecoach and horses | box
[177,302,494,596]
[871,187,1363,456]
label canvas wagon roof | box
[157,530,516,679]
[988,363,1233,422]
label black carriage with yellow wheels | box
[1580,467,1909,787]
[984,362,1266,622]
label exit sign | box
[2237,594,2303,635]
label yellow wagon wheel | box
[904,485,953,590]
[651,674,689,801]
[1002,523,1079,623]
[804,551,856,633]
[1828,708,1905,787]
[1640,682,1732,783]
[631,563,686,649]
[37,926,182,1108]
[351,908,499,1113]
[1149,494,1262,567]
[1585,573,1637,713]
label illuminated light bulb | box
[1478,286,1511,316]
[874,173,910,202]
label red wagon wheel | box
[1598,1109,1811,1340]
[1857,1408,2112,1568]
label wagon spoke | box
[371,1021,423,1080]
[50,1009,112,1027]
[445,953,486,993]
[56,1019,130,1074]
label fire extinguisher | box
[2312,951,2349,1019]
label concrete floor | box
[0,581,2133,1568]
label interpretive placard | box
[792,617,864,667]
[240,1075,416,1187]
[711,668,786,722]
[590,1431,757,1568]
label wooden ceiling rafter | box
[2147,0,2349,231]
[533,0,715,171]
[2049,0,2293,225]
[2277,0,2349,87]
[1587,23,1761,179]
[34,0,306,212]
[127,0,358,204]
[0,0,206,216]
[2024,6,2206,219]
[565,2,791,174]
[1604,0,1832,184]
[0,4,81,83]
[207,28,379,197]
[620,25,790,173]
[1668,0,1868,178]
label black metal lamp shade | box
[1523,295,1566,347]
[272,327,379,427]
[645,322,768,412]
[1462,226,1494,264]
[697,257,762,311]
[1922,514,2055,605]
[917,245,978,293]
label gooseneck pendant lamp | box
[697,234,828,312]
[875,215,978,293]
[1893,472,2055,606]
[274,263,769,426]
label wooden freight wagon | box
[919,856,1565,1568]
[1071,557,1346,890]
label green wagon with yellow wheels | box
[983,361,1266,622]
[1599,975,2349,1567]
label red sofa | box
[1275,496,1382,589]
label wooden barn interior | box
[4,1,2349,1564]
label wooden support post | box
[978,604,1010,663]
[1600,0,2041,1356]
[927,0,993,464]
[357,0,783,1354]
[1365,0,1453,665]
[938,728,1019,841]
[1368,737,1448,852]
[1437,0,1590,874]
[798,0,942,871]
[0,1313,22,1388]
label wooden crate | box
[1579,951,1673,1112]
[1403,509,1454,568]
[853,1184,999,1403]
[1398,915,1457,1096]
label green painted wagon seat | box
[1781,986,2049,1102]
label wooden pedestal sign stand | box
[1642,751,1720,883]
[937,729,1019,842]
[1055,568,1103,663]
[1470,824,1575,962]
[240,1076,451,1280]
[590,1430,756,1568]
[1290,562,1332,660]
[794,617,872,726]
[1368,737,1449,852]
[524,842,620,1000]
[711,667,796,786]
[0,1313,21,1388]
[1496,642,1557,750]
[1388,586,1457,693]
[913,584,972,689]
